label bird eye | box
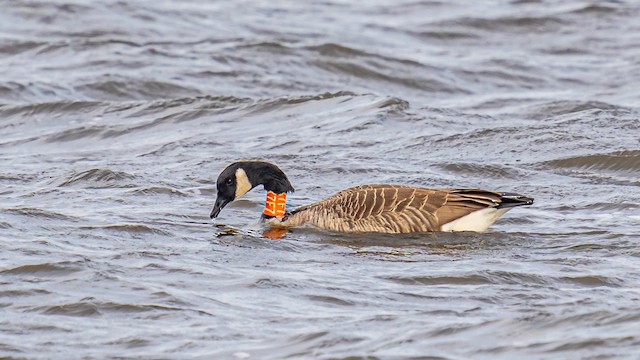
[226,178,233,185]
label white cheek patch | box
[234,168,252,199]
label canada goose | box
[210,161,533,233]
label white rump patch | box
[234,168,252,199]
[440,208,511,232]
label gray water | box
[1,1,640,359]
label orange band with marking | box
[263,191,287,217]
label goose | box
[209,161,533,233]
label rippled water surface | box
[1,0,639,358]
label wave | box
[56,168,137,188]
[128,186,188,196]
[0,100,104,118]
[436,162,526,179]
[32,300,194,317]
[2,207,79,221]
[80,223,171,236]
[522,100,629,120]
[0,261,83,276]
[0,40,46,55]
[543,150,640,173]
[565,3,623,15]
[75,78,200,101]
[433,15,567,33]
[383,274,492,286]
[382,271,622,288]
[42,124,108,143]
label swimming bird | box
[209,161,533,233]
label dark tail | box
[497,192,534,209]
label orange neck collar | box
[263,191,287,217]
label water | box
[1,0,639,358]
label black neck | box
[241,161,295,194]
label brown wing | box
[284,184,504,233]
[433,189,502,225]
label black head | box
[209,161,294,219]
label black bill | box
[210,196,231,219]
